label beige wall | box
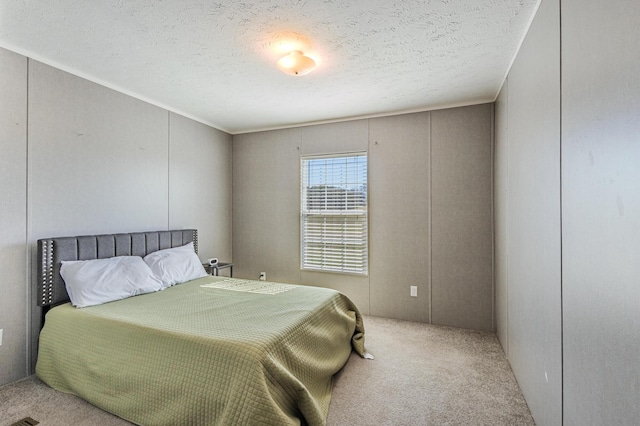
[496,0,640,425]
[233,105,494,329]
[0,48,28,385]
[232,128,302,282]
[168,113,232,262]
[369,113,430,323]
[494,0,562,424]
[0,48,233,386]
[494,81,509,351]
[431,105,494,330]
[28,61,170,239]
[561,0,640,424]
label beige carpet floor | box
[328,316,534,425]
[0,316,534,425]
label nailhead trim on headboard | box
[40,239,55,306]
[193,229,199,254]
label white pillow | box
[143,242,207,288]
[60,256,164,308]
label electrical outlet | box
[259,272,266,281]
[410,286,418,297]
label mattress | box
[36,276,367,425]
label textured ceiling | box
[0,0,539,134]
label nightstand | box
[207,262,233,277]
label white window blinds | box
[300,153,368,275]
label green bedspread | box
[36,276,367,426]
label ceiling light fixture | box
[277,50,317,76]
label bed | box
[35,229,369,426]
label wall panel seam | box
[558,0,564,423]
[167,111,171,229]
[367,119,371,314]
[491,104,496,333]
[25,56,32,377]
[503,78,511,359]
[428,111,433,325]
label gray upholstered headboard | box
[37,229,198,308]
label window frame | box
[300,152,369,276]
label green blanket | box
[36,276,368,425]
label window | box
[300,153,368,275]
